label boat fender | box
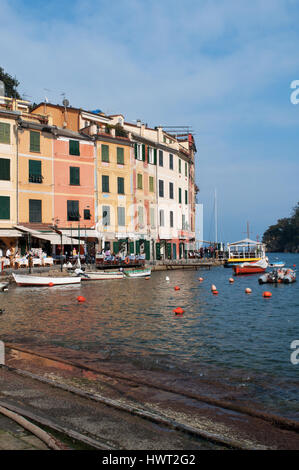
[174,286,180,291]
[229,278,234,283]
[173,307,184,315]
[245,288,252,294]
[124,257,130,265]
[77,296,86,302]
[48,282,54,287]
[211,284,217,291]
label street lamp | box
[50,218,63,272]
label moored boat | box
[224,239,266,268]
[76,270,125,280]
[233,258,268,275]
[0,282,9,292]
[268,261,285,268]
[259,268,296,284]
[12,273,81,286]
[124,268,151,278]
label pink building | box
[53,130,95,247]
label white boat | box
[12,273,81,286]
[124,268,151,278]
[268,261,285,268]
[0,282,9,292]
[78,270,125,280]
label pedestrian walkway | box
[0,413,48,450]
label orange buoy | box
[263,291,272,298]
[211,284,217,291]
[48,282,54,287]
[212,290,219,295]
[145,276,150,280]
[198,277,204,282]
[173,307,184,315]
[77,296,86,302]
[229,278,234,283]
[174,286,180,291]
[245,288,252,294]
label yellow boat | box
[224,239,266,268]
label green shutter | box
[117,147,124,164]
[69,140,80,156]
[0,123,10,144]
[134,143,138,159]
[129,242,134,254]
[117,177,124,194]
[113,241,120,254]
[153,148,157,165]
[137,173,143,189]
[167,243,172,259]
[145,240,150,260]
[142,144,145,161]
[29,199,42,223]
[136,240,140,254]
[102,175,109,192]
[70,167,80,185]
[149,176,154,192]
[30,131,40,152]
[155,242,161,260]
[179,188,182,204]
[117,207,125,226]
[185,190,188,204]
[29,160,42,183]
[0,196,10,220]
[0,158,10,181]
[102,144,109,162]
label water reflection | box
[1,253,298,417]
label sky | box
[1,0,299,242]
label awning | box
[0,229,22,238]
[14,225,84,245]
[61,229,99,238]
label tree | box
[0,67,21,99]
[262,202,299,252]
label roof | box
[228,238,265,246]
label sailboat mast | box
[214,189,218,244]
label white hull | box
[80,271,125,280]
[0,282,9,291]
[125,269,151,278]
[13,273,81,286]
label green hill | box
[262,202,299,252]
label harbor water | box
[0,253,298,420]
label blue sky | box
[2,0,299,242]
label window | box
[169,182,174,199]
[102,175,109,192]
[159,179,164,197]
[117,177,125,194]
[137,173,143,189]
[29,160,42,183]
[0,196,10,220]
[182,214,186,230]
[30,131,40,153]
[138,206,144,225]
[185,190,188,204]
[117,147,124,165]
[185,162,188,177]
[149,176,154,192]
[159,150,163,167]
[0,122,10,144]
[148,147,154,164]
[70,166,80,185]
[170,211,174,228]
[179,187,182,204]
[178,158,181,173]
[135,143,143,161]
[150,207,155,228]
[29,199,42,223]
[84,209,91,220]
[69,140,80,156]
[101,144,109,162]
[159,209,164,227]
[169,153,173,170]
[67,200,79,221]
[118,207,125,226]
[102,205,110,226]
[0,158,10,181]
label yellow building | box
[17,117,54,227]
[95,130,133,254]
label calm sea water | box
[1,253,298,419]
